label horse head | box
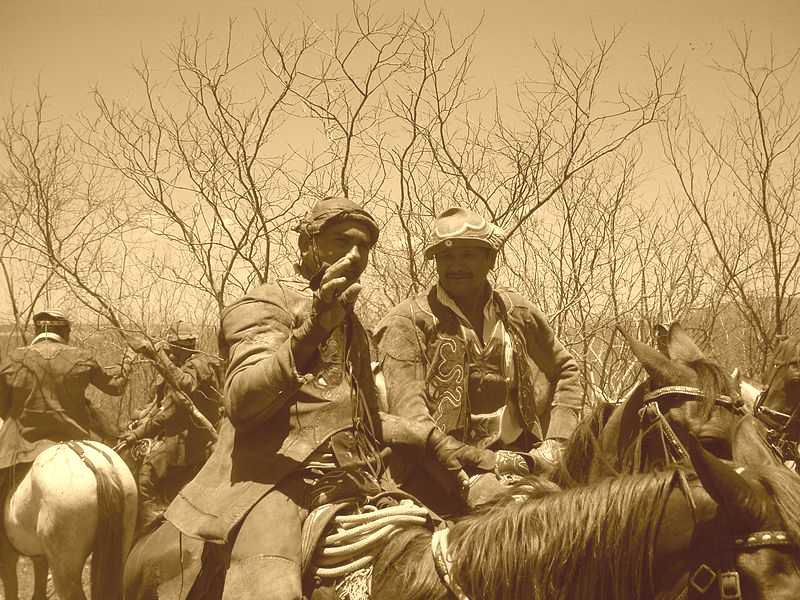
[666,428,800,600]
[752,334,800,451]
[613,322,744,469]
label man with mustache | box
[375,207,582,514]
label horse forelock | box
[685,358,739,418]
[447,471,679,600]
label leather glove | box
[426,428,498,494]
[120,430,138,446]
[125,331,156,358]
[291,248,364,359]
[529,438,565,477]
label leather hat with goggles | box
[423,207,504,260]
[167,322,198,349]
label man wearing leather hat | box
[0,308,132,541]
[163,197,389,599]
[374,206,582,515]
[122,322,223,530]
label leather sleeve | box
[520,303,583,440]
[88,358,128,396]
[374,306,433,426]
[220,288,311,431]
[132,394,181,439]
[154,351,197,394]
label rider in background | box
[0,309,131,527]
[374,207,583,515]
[122,323,222,530]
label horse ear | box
[617,325,696,385]
[681,426,767,529]
[664,322,705,363]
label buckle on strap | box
[689,564,716,593]
[719,571,742,600]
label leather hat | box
[167,321,197,347]
[32,309,71,328]
[423,207,504,260]
[294,197,379,244]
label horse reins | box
[65,440,115,472]
[431,527,471,600]
[684,519,795,600]
[752,363,800,462]
[637,388,796,600]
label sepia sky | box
[2,0,798,120]
[1,0,798,192]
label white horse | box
[731,366,764,410]
[1,439,138,600]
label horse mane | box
[749,465,800,546]
[555,401,618,486]
[447,470,679,600]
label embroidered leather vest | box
[423,289,544,443]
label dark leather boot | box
[138,461,164,531]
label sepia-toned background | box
[2,0,799,424]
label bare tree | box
[0,88,139,333]
[85,16,323,314]
[662,31,800,376]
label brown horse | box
[746,334,800,465]
[556,322,785,486]
[369,440,800,600]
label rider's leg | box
[138,441,174,530]
[137,458,161,530]
[222,476,309,600]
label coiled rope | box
[313,499,430,578]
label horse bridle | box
[638,387,798,599]
[752,357,800,458]
[430,386,797,600]
[638,386,742,467]
[684,510,796,600]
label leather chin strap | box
[753,387,800,461]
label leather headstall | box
[687,528,795,600]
